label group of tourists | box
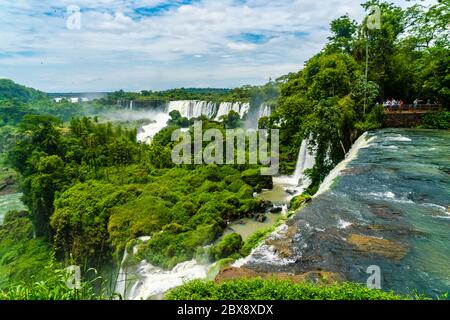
[383,98,439,109]
[383,99,405,108]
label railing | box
[384,104,442,113]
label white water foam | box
[367,191,415,204]
[385,135,412,142]
[232,224,297,268]
[126,260,210,300]
[337,219,353,230]
[136,112,171,143]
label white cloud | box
[0,0,438,92]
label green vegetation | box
[107,86,253,106]
[289,193,312,211]
[0,211,53,288]
[210,233,243,261]
[419,111,450,129]
[165,278,420,300]
[0,262,106,300]
[112,165,262,269]
[2,111,271,275]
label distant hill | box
[0,79,48,103]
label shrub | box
[0,263,105,300]
[419,111,450,129]
[166,278,420,300]
[241,169,273,191]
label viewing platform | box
[384,104,442,114]
[383,104,443,127]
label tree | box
[220,110,242,129]
[328,15,358,54]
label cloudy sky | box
[0,0,434,92]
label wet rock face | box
[264,224,298,259]
[368,204,402,219]
[341,167,372,176]
[347,234,408,261]
[215,267,344,285]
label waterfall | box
[135,100,269,144]
[214,102,250,121]
[115,238,212,300]
[115,249,130,299]
[273,139,316,193]
[315,132,375,197]
[292,139,315,185]
[125,260,210,300]
[167,101,218,119]
[136,112,171,143]
[165,100,251,121]
[258,104,272,119]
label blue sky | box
[0,0,435,92]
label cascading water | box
[134,100,268,143]
[166,101,217,119]
[136,112,171,143]
[258,104,271,119]
[115,238,214,300]
[315,132,374,197]
[214,102,250,121]
[273,139,316,195]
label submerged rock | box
[215,267,343,285]
[347,234,408,261]
[255,214,267,223]
[266,237,294,258]
[270,207,283,214]
[260,200,274,211]
[285,189,297,195]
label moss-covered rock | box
[289,193,312,211]
[211,233,243,260]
